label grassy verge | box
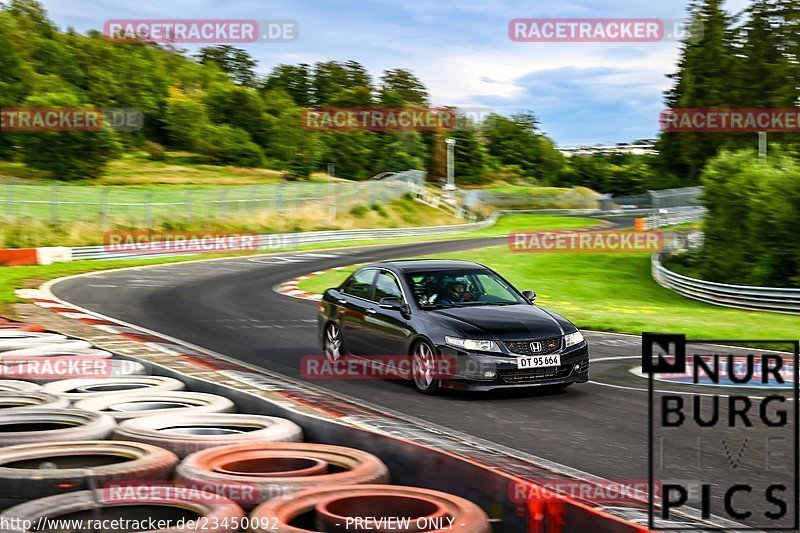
[0,196,465,248]
[298,247,800,339]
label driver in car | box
[440,279,474,305]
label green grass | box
[298,247,800,340]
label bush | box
[349,204,369,217]
[143,141,166,161]
[197,124,264,167]
[370,203,388,217]
[699,149,800,287]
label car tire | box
[74,391,235,421]
[113,413,303,458]
[411,340,442,395]
[0,408,116,446]
[0,489,244,533]
[0,440,178,509]
[43,376,185,400]
[175,442,389,508]
[323,322,344,363]
[0,392,70,410]
[248,484,492,533]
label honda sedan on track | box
[318,260,589,393]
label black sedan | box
[318,260,589,394]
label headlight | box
[445,336,501,353]
[564,330,585,348]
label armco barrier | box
[68,208,661,261]
[652,253,800,314]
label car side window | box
[341,269,376,300]
[374,271,403,302]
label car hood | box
[430,304,566,339]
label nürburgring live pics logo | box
[643,333,799,531]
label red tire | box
[175,443,389,508]
[248,484,492,532]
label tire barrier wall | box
[0,317,645,531]
[149,357,644,532]
[652,253,800,314]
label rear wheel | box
[324,323,343,363]
[412,341,442,395]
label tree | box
[16,92,120,180]
[482,112,566,183]
[657,0,740,182]
[163,89,210,150]
[262,64,312,106]
[312,61,373,106]
[379,69,428,106]
[197,45,258,87]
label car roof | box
[361,260,488,273]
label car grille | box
[503,337,561,356]
[498,359,588,384]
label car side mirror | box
[379,297,406,311]
[522,290,536,303]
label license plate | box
[517,354,561,369]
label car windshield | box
[405,269,523,309]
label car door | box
[360,270,412,360]
[337,268,377,355]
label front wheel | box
[324,323,343,363]
[412,340,442,395]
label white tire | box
[74,391,235,421]
[43,376,185,399]
[0,380,41,392]
[0,408,116,446]
[113,413,303,457]
[0,392,70,410]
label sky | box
[43,0,750,146]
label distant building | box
[558,138,658,157]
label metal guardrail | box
[71,207,664,261]
[71,218,498,260]
[652,253,800,314]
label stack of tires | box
[0,323,491,532]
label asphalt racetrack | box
[52,233,797,524]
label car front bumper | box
[434,341,590,391]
